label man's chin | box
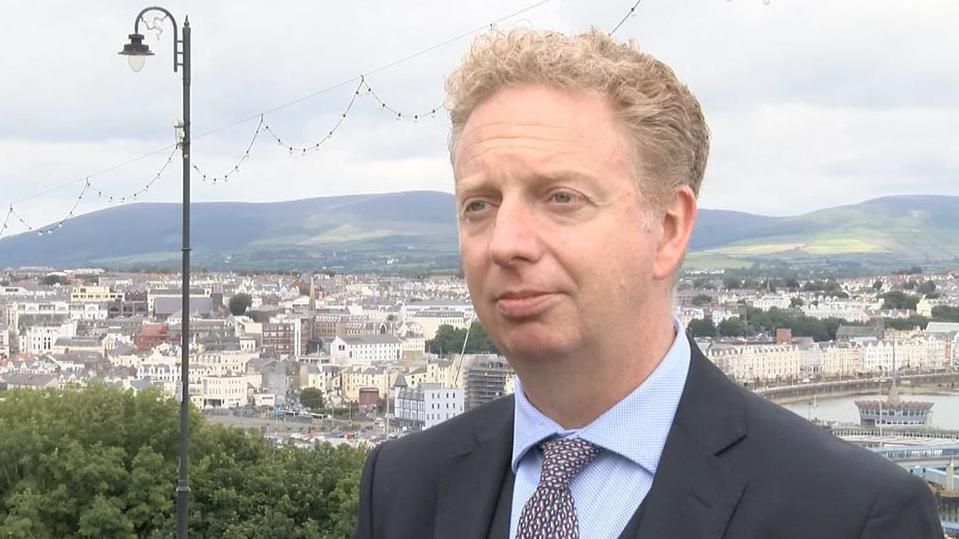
[499,333,576,363]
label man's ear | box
[652,186,697,280]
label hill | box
[0,192,956,273]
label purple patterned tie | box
[516,437,601,539]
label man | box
[352,28,942,538]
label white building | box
[194,350,257,376]
[819,343,862,378]
[200,375,249,408]
[70,286,123,303]
[7,301,70,332]
[394,382,464,430]
[68,302,109,320]
[707,343,801,383]
[331,335,401,364]
[750,294,792,311]
[404,307,473,340]
[24,321,77,355]
[0,323,9,358]
[801,301,870,322]
[859,339,947,373]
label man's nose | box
[488,198,542,267]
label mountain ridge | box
[1,191,956,272]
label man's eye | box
[550,192,576,204]
[464,200,487,213]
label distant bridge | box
[830,425,959,441]
[871,444,959,467]
[756,370,959,403]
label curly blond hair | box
[446,27,709,208]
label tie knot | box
[538,437,601,489]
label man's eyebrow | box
[455,168,601,195]
[453,175,486,197]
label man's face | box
[454,84,663,363]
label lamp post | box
[119,8,192,539]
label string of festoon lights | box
[1,0,744,242]
[191,76,446,184]
[609,0,643,35]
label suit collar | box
[632,336,748,538]
[434,396,515,539]
[432,336,750,539]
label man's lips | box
[494,291,558,319]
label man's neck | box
[513,314,677,429]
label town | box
[2,266,957,440]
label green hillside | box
[0,192,956,273]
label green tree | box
[886,315,930,331]
[722,277,742,290]
[299,387,325,411]
[931,305,959,322]
[718,317,748,337]
[880,291,920,311]
[691,294,712,307]
[790,297,805,308]
[0,384,366,538]
[687,318,717,338]
[426,322,499,355]
[41,274,68,286]
[872,280,883,291]
[693,277,715,290]
[228,293,253,316]
[917,280,936,296]
[822,317,847,342]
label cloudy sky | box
[1,0,956,234]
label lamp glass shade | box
[127,54,147,72]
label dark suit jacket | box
[351,337,943,538]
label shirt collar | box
[511,316,691,475]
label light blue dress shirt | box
[509,318,691,539]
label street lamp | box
[119,7,192,539]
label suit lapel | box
[434,397,515,539]
[633,338,749,539]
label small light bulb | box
[127,55,147,72]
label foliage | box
[0,384,366,538]
[722,277,741,290]
[299,387,325,411]
[789,297,805,308]
[885,315,930,331]
[718,317,749,337]
[691,294,712,307]
[692,277,715,290]
[41,274,68,286]
[800,280,848,298]
[893,266,924,275]
[917,280,937,296]
[686,318,717,338]
[931,305,959,323]
[743,307,848,342]
[426,322,499,355]
[872,280,883,291]
[880,291,921,311]
[228,293,253,316]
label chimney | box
[775,328,792,345]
